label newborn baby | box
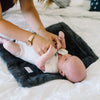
[0,31,86,83]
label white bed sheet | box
[0,1,100,100]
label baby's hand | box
[46,45,57,57]
[58,31,66,49]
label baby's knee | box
[3,41,12,49]
[3,41,21,57]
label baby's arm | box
[0,36,21,57]
[36,45,57,71]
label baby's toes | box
[59,31,65,38]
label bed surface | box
[0,0,100,100]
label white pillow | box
[70,0,84,6]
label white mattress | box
[0,1,100,100]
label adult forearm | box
[22,5,46,35]
[0,19,32,42]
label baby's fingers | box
[47,45,57,55]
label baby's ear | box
[59,70,65,77]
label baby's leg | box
[0,37,21,57]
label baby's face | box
[58,54,72,77]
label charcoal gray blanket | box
[0,22,98,87]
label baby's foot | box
[0,36,9,44]
[59,31,65,38]
[58,31,66,49]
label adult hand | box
[32,34,51,56]
[38,29,62,50]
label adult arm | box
[19,0,61,50]
[0,2,51,55]
[0,2,33,42]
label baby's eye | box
[65,58,67,61]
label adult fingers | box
[39,49,45,56]
[54,37,61,49]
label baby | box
[0,31,86,83]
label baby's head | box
[58,54,86,83]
